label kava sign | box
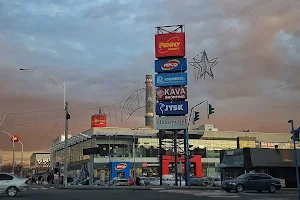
[156,87,187,101]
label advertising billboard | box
[156,86,187,101]
[110,162,130,179]
[155,57,187,73]
[156,116,188,130]
[91,115,107,128]
[155,33,186,58]
[155,101,188,116]
[155,72,187,87]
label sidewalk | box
[55,185,298,191]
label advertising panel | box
[155,72,187,87]
[110,162,130,179]
[155,57,187,73]
[91,115,107,128]
[155,33,186,58]
[155,101,188,116]
[156,116,188,130]
[156,86,187,101]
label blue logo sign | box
[110,162,130,179]
[155,72,188,87]
[155,58,187,73]
[156,101,188,116]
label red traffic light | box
[11,135,19,143]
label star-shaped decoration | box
[190,51,219,81]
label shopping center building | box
[50,124,293,179]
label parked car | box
[190,178,210,186]
[105,178,131,186]
[212,177,221,187]
[222,173,281,193]
[0,173,30,197]
[150,177,186,186]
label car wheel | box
[236,184,244,192]
[257,190,262,193]
[224,189,231,193]
[268,184,276,193]
[6,186,18,197]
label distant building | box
[198,124,219,131]
[0,151,32,165]
[30,153,50,168]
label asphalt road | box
[0,187,299,200]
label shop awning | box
[250,149,300,167]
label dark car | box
[190,178,210,186]
[222,173,281,193]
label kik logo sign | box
[156,101,188,116]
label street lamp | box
[1,131,24,176]
[20,68,69,186]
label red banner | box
[156,86,187,101]
[91,115,107,128]
[155,33,186,58]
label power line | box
[26,119,63,151]
[192,0,295,59]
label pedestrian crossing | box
[157,189,240,198]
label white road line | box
[158,189,240,198]
[151,188,165,190]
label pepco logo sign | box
[155,33,186,58]
[161,59,180,71]
[115,163,127,171]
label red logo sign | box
[156,87,187,101]
[115,163,127,171]
[142,162,147,168]
[155,33,186,58]
[91,115,107,128]
[161,59,180,71]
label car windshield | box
[237,174,249,179]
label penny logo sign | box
[156,87,187,101]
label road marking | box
[158,189,239,198]
[151,188,165,190]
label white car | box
[0,173,30,197]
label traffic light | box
[11,135,19,143]
[291,128,300,141]
[208,104,215,119]
[193,111,200,125]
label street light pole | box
[1,131,24,175]
[19,141,24,177]
[186,100,207,187]
[20,68,69,185]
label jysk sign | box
[156,86,187,101]
[155,72,187,87]
[155,58,187,73]
[156,116,188,130]
[155,33,186,58]
[156,101,188,116]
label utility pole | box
[63,101,70,186]
[12,139,15,174]
[288,120,300,200]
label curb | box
[55,186,223,191]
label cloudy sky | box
[0,0,299,151]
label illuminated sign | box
[155,57,187,73]
[114,163,127,171]
[155,33,186,58]
[156,86,187,101]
